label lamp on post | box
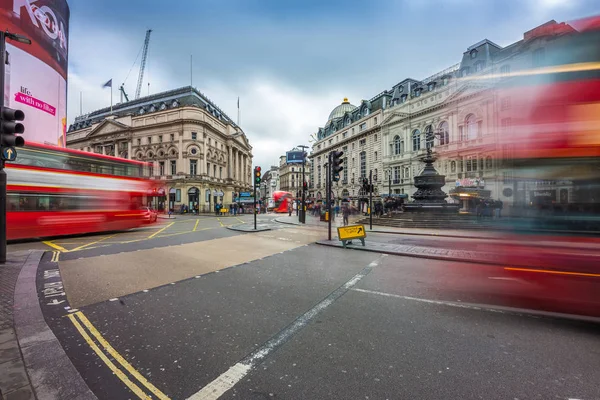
[297,144,309,224]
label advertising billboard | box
[1,0,70,147]
[286,151,305,164]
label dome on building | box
[327,98,357,123]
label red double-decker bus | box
[7,143,157,240]
[272,191,293,213]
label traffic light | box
[303,181,308,191]
[330,150,344,182]
[254,166,262,185]
[0,107,25,148]
[362,177,369,191]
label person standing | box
[342,204,350,226]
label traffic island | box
[227,224,271,232]
[316,239,500,265]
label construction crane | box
[135,29,152,100]
[119,84,129,102]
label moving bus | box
[495,15,600,234]
[489,15,600,316]
[272,191,293,213]
[7,143,156,240]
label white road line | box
[109,298,119,302]
[187,255,384,400]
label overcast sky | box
[67,0,599,168]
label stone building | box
[278,153,310,197]
[66,86,253,213]
[309,19,579,214]
[308,98,384,209]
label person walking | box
[342,204,350,226]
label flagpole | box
[237,97,240,126]
[110,84,113,114]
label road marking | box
[187,255,384,400]
[193,219,200,231]
[67,313,155,399]
[148,222,175,239]
[75,312,171,400]
[43,240,69,253]
[69,234,118,252]
[109,298,119,302]
[504,267,600,278]
[51,251,60,263]
[217,218,224,227]
[235,217,244,223]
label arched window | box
[393,135,401,155]
[466,114,479,140]
[451,161,456,173]
[425,125,434,149]
[412,129,421,151]
[439,121,450,145]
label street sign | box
[1,146,16,161]
[337,224,367,248]
[239,192,251,197]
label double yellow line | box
[67,311,170,400]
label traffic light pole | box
[253,178,257,231]
[298,145,308,224]
[369,170,373,231]
[0,32,7,263]
[327,153,332,241]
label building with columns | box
[66,86,253,212]
[309,19,577,214]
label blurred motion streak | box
[6,143,159,240]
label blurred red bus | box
[7,143,156,240]
[495,15,600,234]
[272,191,293,213]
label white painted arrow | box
[47,299,66,306]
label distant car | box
[140,206,158,223]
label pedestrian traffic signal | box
[330,150,344,182]
[254,166,262,185]
[362,177,369,191]
[303,181,308,190]
[0,107,25,148]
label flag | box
[237,97,239,108]
[103,79,112,88]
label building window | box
[359,139,366,146]
[374,151,378,161]
[442,77,449,86]
[149,164,154,176]
[147,136,152,144]
[171,134,175,141]
[192,132,197,140]
[329,139,333,145]
[342,131,347,138]
[190,160,197,175]
[393,135,401,155]
[374,169,378,181]
[159,161,165,176]
[137,138,141,146]
[170,160,176,175]
[470,49,478,59]
[208,138,212,146]
[159,135,163,143]
[412,129,421,151]
[501,97,511,110]
[439,121,450,145]
[352,143,355,150]
[213,165,217,177]
[466,156,478,172]
[393,166,401,183]
[465,114,479,140]
[533,48,545,67]
[500,65,510,76]
[359,123,367,131]
[317,166,321,186]
[374,134,378,141]
[342,158,348,183]
[206,162,210,176]
[360,151,366,178]
[219,167,222,178]
[474,61,486,72]
[451,161,456,173]
[374,118,378,125]
[461,67,470,77]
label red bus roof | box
[26,142,151,166]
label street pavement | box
[8,212,600,399]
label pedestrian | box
[342,205,350,226]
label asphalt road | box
[34,226,600,400]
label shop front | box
[449,178,491,213]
